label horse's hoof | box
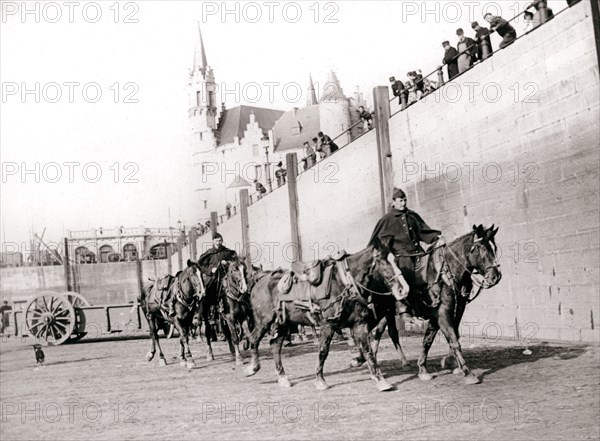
[464,374,480,385]
[278,376,292,388]
[400,359,410,368]
[145,351,154,362]
[418,372,433,381]
[244,364,260,377]
[159,358,167,366]
[235,358,244,366]
[186,361,196,369]
[315,379,329,391]
[351,357,366,368]
[206,353,215,361]
[453,367,462,375]
[376,379,393,392]
[179,360,187,367]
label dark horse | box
[362,224,502,384]
[196,256,253,364]
[244,239,407,391]
[140,260,204,368]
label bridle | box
[219,261,249,303]
[173,266,204,311]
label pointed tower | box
[306,73,318,107]
[188,24,222,221]
[319,70,352,146]
[189,23,218,154]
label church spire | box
[193,22,208,74]
[306,73,317,107]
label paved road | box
[1,330,598,440]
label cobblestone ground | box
[1,329,598,441]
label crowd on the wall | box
[216,0,582,225]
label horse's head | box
[466,224,502,288]
[221,257,249,296]
[183,259,204,299]
[362,237,407,300]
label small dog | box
[33,344,45,367]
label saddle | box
[290,260,323,285]
[147,274,175,310]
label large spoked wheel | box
[25,292,75,346]
[63,292,90,342]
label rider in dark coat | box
[368,188,443,317]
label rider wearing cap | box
[368,188,444,318]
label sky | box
[0,0,567,251]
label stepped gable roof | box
[217,105,284,146]
[272,105,321,153]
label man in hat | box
[456,28,477,73]
[275,161,287,187]
[471,21,493,61]
[389,76,408,106]
[368,188,444,318]
[441,41,460,81]
[484,13,517,49]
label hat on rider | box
[392,188,406,200]
[212,232,223,240]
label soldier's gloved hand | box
[211,267,217,274]
[220,260,227,265]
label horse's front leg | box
[354,322,392,391]
[386,312,410,367]
[204,311,215,361]
[314,324,335,390]
[417,319,439,381]
[270,327,290,388]
[223,315,243,365]
[438,305,479,384]
[244,316,273,377]
[174,316,195,369]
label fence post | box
[437,66,445,87]
[240,189,252,270]
[177,235,183,271]
[286,152,302,262]
[136,257,144,299]
[63,237,70,291]
[373,86,394,215]
[165,239,172,274]
[210,212,218,236]
[189,227,198,261]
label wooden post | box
[189,227,198,261]
[63,237,70,291]
[400,91,408,110]
[210,211,218,236]
[136,257,144,300]
[373,86,394,215]
[165,239,172,274]
[177,235,183,271]
[240,189,252,270]
[286,152,302,262]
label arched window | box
[75,246,96,264]
[123,243,138,261]
[99,245,114,263]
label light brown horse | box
[244,239,407,392]
[140,260,204,368]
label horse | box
[196,256,253,364]
[140,260,204,368]
[357,224,502,384]
[244,239,407,392]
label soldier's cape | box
[368,208,441,250]
[197,246,237,275]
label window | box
[196,91,201,107]
[291,121,302,135]
[252,144,259,156]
